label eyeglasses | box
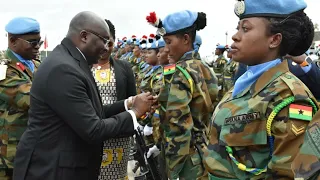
[85,30,110,46]
[18,38,43,47]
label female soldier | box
[146,10,218,179]
[203,0,318,179]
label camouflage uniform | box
[136,62,152,94]
[222,60,238,95]
[292,110,320,180]
[138,65,161,124]
[213,55,227,100]
[158,51,218,179]
[203,60,319,179]
[130,56,142,79]
[150,67,164,145]
[0,49,39,179]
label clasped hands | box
[126,92,158,118]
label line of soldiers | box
[2,1,320,180]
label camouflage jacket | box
[213,55,228,76]
[136,63,152,94]
[149,67,164,144]
[222,60,239,94]
[158,51,218,171]
[292,108,320,180]
[203,60,319,179]
[130,56,142,77]
[0,49,39,170]
[138,65,161,126]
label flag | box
[163,64,176,75]
[44,35,48,49]
[289,104,312,121]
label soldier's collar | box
[251,59,289,97]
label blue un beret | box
[140,43,147,49]
[216,44,227,49]
[126,38,133,45]
[156,38,165,48]
[162,10,198,35]
[5,17,40,35]
[146,42,157,49]
[235,0,307,19]
[134,38,141,46]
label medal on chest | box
[95,69,111,84]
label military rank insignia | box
[235,0,246,16]
[291,123,306,136]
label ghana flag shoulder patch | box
[163,64,176,75]
[289,104,312,121]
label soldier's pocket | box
[189,150,205,177]
[219,120,267,147]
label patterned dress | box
[92,65,131,180]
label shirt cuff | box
[124,96,133,111]
[301,63,312,73]
[124,99,129,111]
[127,110,138,130]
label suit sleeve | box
[301,63,320,99]
[103,100,126,118]
[45,65,134,144]
[0,67,31,110]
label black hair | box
[173,12,207,44]
[149,48,159,54]
[266,10,314,56]
[105,19,116,40]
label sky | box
[0,0,320,57]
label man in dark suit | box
[13,11,154,180]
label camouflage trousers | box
[0,169,12,180]
[165,147,207,180]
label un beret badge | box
[156,27,166,36]
[235,0,245,16]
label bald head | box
[67,11,110,38]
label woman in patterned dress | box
[92,19,136,180]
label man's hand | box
[132,92,153,117]
[284,54,307,64]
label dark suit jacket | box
[287,58,320,100]
[13,38,135,180]
[110,57,136,100]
